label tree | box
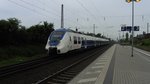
[0,18,21,45]
[8,18,21,45]
[27,21,54,44]
[0,20,10,45]
[125,32,129,42]
[8,18,20,32]
[143,31,146,35]
[95,33,101,37]
[0,18,54,45]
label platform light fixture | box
[135,0,141,2]
[126,0,141,3]
[126,0,132,3]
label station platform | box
[68,44,150,84]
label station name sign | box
[121,26,140,32]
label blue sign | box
[121,26,139,32]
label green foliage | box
[125,32,129,42]
[0,18,21,45]
[0,45,46,67]
[0,45,46,61]
[7,18,20,31]
[142,39,150,46]
[0,18,54,66]
[0,18,54,46]
[27,21,54,44]
[95,33,101,37]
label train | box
[45,28,110,56]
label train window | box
[50,31,65,42]
[74,36,77,44]
[78,37,81,44]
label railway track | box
[0,46,107,78]
[35,45,111,84]
[0,55,59,78]
[0,45,112,84]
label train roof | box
[54,28,109,41]
[55,28,76,32]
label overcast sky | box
[0,0,150,40]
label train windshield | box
[49,31,65,43]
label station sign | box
[121,26,139,32]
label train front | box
[45,29,66,56]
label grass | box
[0,44,47,67]
[120,39,150,52]
[134,39,150,52]
[142,39,150,46]
[0,54,45,67]
[135,45,150,52]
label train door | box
[69,36,72,50]
[84,38,87,48]
[73,36,78,49]
[78,37,81,48]
[81,37,84,48]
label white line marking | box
[134,48,150,57]
[78,77,97,83]
[100,58,108,60]
[98,60,107,62]
[95,63,105,65]
[85,70,101,74]
[91,66,104,69]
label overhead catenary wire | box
[76,0,99,23]
[35,0,86,29]
[29,0,101,29]
[75,0,102,32]
[8,0,149,34]
[8,0,50,18]
[34,0,61,17]
[8,0,69,30]
[19,0,61,18]
[46,0,87,28]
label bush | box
[142,39,150,46]
[0,45,46,61]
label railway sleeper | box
[51,78,68,83]
[57,75,72,80]
[47,81,62,84]
[63,72,77,75]
[60,73,74,77]
[65,71,79,73]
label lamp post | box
[131,0,134,57]
[126,0,141,57]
